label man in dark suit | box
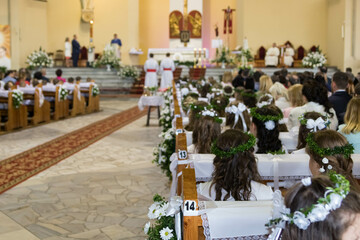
[72,35,80,67]
[329,72,352,125]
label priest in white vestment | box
[265,43,279,67]
[144,53,159,88]
[160,53,175,89]
[284,43,295,67]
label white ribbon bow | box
[226,103,248,132]
[306,117,326,132]
[166,196,183,240]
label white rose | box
[293,211,311,230]
[264,120,276,130]
[307,204,329,222]
[327,193,343,210]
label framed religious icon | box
[180,31,190,43]
[188,11,202,38]
[169,11,183,39]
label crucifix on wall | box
[222,6,235,47]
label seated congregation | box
[158,67,360,240]
[0,68,100,132]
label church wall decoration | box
[169,10,202,39]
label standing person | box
[159,53,175,89]
[329,72,352,125]
[64,37,71,67]
[144,53,159,88]
[111,33,122,59]
[71,35,80,67]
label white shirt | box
[266,47,280,57]
[275,97,291,110]
[197,180,273,201]
[65,42,71,57]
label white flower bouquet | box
[144,194,176,240]
[59,86,69,100]
[92,84,100,97]
[302,50,327,68]
[12,89,24,108]
[26,47,54,69]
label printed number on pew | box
[176,129,183,134]
[184,200,196,212]
[178,150,187,160]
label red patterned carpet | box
[0,106,147,194]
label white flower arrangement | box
[59,86,69,101]
[159,88,173,133]
[302,50,327,68]
[12,89,24,108]
[92,84,100,97]
[26,47,54,69]
[95,48,120,68]
[145,194,177,240]
[153,127,175,179]
[118,65,138,78]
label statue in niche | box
[80,0,94,22]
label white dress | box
[144,58,159,88]
[265,47,280,66]
[284,48,294,66]
[197,180,273,201]
[288,101,338,130]
[65,42,71,58]
[160,57,175,89]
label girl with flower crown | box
[274,175,360,240]
[250,105,284,154]
[305,130,359,189]
[197,129,273,201]
[293,112,329,154]
[210,96,229,117]
[187,109,222,154]
[184,101,208,131]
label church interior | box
[0,0,360,239]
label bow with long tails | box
[306,117,326,132]
[226,103,248,132]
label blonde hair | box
[259,75,273,93]
[288,84,304,107]
[222,71,233,84]
[269,82,289,101]
[341,97,360,134]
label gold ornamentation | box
[169,12,182,37]
[188,12,202,37]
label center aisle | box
[0,110,169,239]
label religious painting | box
[188,11,202,38]
[0,25,11,70]
[80,0,94,22]
[169,11,183,39]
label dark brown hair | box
[211,96,229,117]
[282,175,360,240]
[192,116,221,154]
[210,129,261,200]
[252,106,282,153]
[297,112,327,149]
[302,80,334,117]
[242,89,257,108]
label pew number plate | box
[178,150,188,160]
[176,129,183,134]
[183,200,198,216]
[175,114,181,118]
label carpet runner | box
[0,106,147,194]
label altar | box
[148,48,209,61]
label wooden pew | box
[21,86,51,125]
[70,83,86,117]
[0,91,28,131]
[181,168,204,240]
[43,85,69,120]
[79,82,100,114]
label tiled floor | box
[0,98,169,240]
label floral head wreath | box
[306,133,354,159]
[250,107,283,131]
[211,132,256,158]
[189,103,206,112]
[225,103,248,132]
[223,87,235,97]
[197,108,223,124]
[267,172,350,239]
[299,114,330,132]
[241,91,256,98]
[256,94,273,108]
